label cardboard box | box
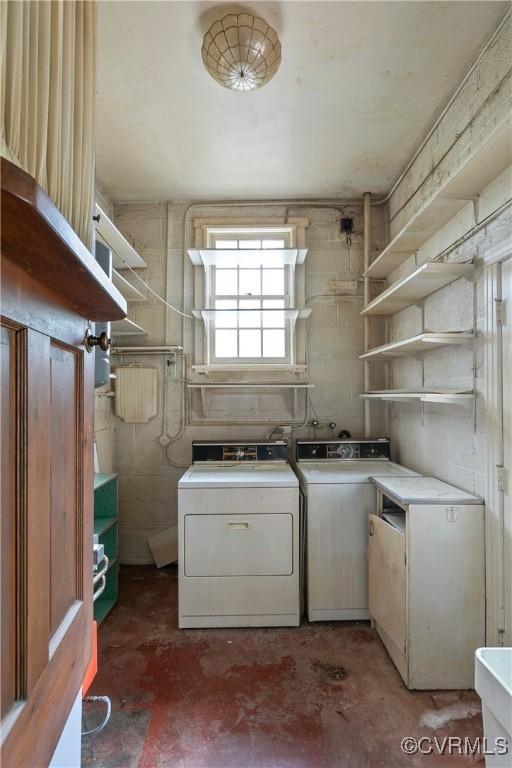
[147,525,178,568]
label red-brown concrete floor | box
[82,566,484,768]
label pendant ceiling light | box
[201,13,281,92]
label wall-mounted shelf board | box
[95,204,147,269]
[111,317,147,337]
[94,473,117,490]
[192,308,311,323]
[94,516,118,536]
[359,331,474,360]
[187,383,314,389]
[112,268,146,302]
[188,248,307,268]
[361,262,473,317]
[112,345,182,355]
[192,364,308,374]
[360,390,474,408]
[365,117,512,279]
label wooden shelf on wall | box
[187,382,314,390]
[365,117,512,279]
[95,204,147,269]
[112,268,146,302]
[111,317,147,337]
[360,262,473,317]
[359,331,474,360]
[360,390,474,408]
[192,308,311,325]
[188,248,308,268]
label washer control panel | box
[296,439,390,461]
[192,441,288,463]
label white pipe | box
[363,192,371,437]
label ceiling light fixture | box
[201,13,281,92]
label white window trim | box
[191,219,309,372]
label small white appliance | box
[178,441,301,629]
[294,438,418,622]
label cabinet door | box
[0,319,93,768]
[369,514,406,653]
[308,484,374,612]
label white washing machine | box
[294,439,419,622]
[178,441,301,628]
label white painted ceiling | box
[96,1,507,201]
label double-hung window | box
[189,224,308,369]
[205,229,297,365]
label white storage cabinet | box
[369,476,485,689]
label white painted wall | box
[111,202,386,563]
[387,12,511,238]
[49,690,82,768]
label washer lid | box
[295,460,419,484]
[178,462,299,489]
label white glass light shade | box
[201,13,281,91]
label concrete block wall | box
[388,11,511,238]
[382,169,511,497]
[111,201,386,563]
[375,14,512,496]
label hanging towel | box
[114,365,158,423]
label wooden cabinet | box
[369,477,485,690]
[0,159,126,767]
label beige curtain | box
[1,0,96,248]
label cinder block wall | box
[388,12,511,237]
[380,12,512,496]
[111,202,386,563]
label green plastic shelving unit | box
[94,473,119,624]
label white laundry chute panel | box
[114,365,158,423]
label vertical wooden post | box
[363,192,371,437]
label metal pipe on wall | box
[363,192,371,437]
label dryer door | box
[184,513,293,576]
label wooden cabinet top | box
[1,158,126,321]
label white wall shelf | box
[187,382,313,389]
[95,204,147,269]
[359,331,474,360]
[361,262,473,317]
[188,248,307,268]
[365,117,512,279]
[192,364,308,374]
[360,390,474,408]
[192,308,311,323]
[112,268,146,302]
[112,345,182,355]
[111,318,147,337]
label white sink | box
[475,648,512,767]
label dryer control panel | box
[296,439,390,461]
[192,441,288,463]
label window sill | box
[192,364,308,375]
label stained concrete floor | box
[83,566,484,768]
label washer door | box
[184,513,293,576]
